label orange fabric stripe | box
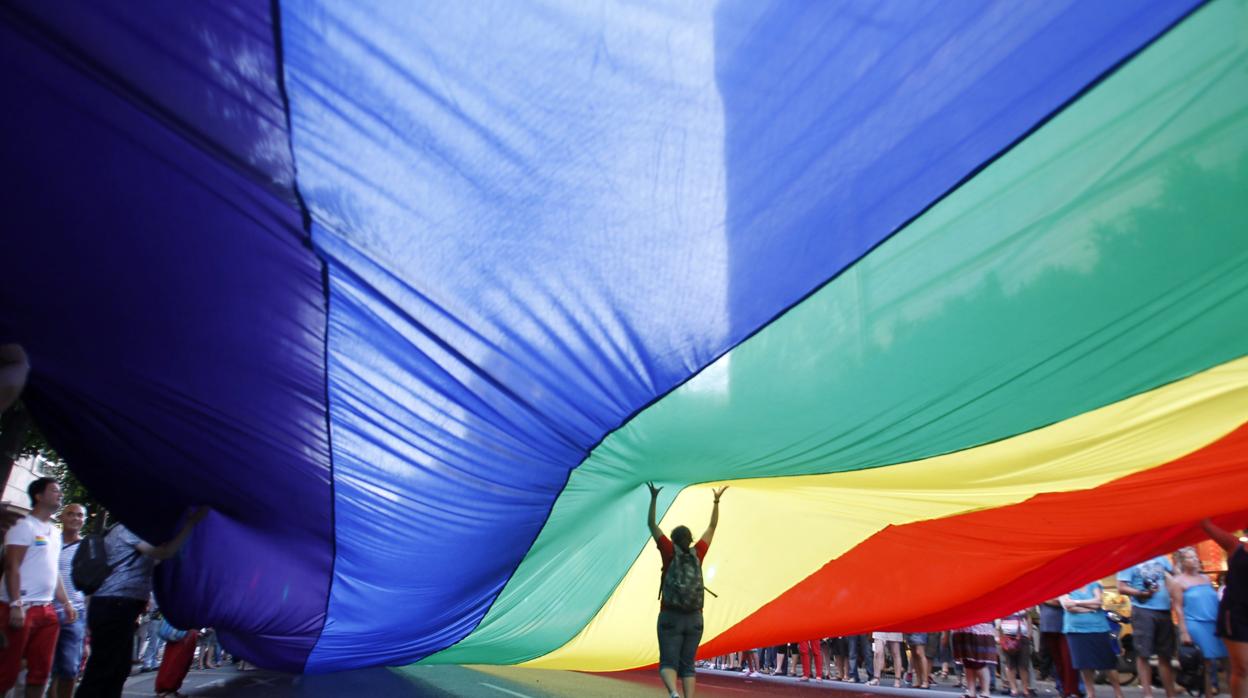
[701,421,1248,657]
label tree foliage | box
[5,403,108,531]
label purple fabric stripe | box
[0,2,331,671]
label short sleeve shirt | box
[1063,582,1110,634]
[94,524,156,600]
[1038,603,1065,633]
[655,535,709,577]
[1,515,63,604]
[56,539,85,611]
[998,613,1030,637]
[1118,555,1173,611]
[655,535,709,610]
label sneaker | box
[748,671,759,677]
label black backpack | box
[71,528,138,596]
[1175,644,1204,693]
[661,546,710,612]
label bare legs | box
[874,640,901,685]
[965,665,992,697]
[1081,669,1126,698]
[1228,640,1247,698]
[1138,655,1177,698]
[913,644,930,688]
[1004,657,1033,695]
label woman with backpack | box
[1170,545,1227,698]
[646,481,726,698]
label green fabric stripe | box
[426,0,1248,665]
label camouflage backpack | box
[661,546,705,612]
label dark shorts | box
[1000,637,1032,668]
[907,633,928,647]
[1217,602,1248,643]
[1067,632,1116,670]
[657,609,704,678]
[1133,607,1176,658]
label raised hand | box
[711,486,728,502]
[645,481,662,498]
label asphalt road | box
[123,664,884,697]
[123,662,1172,698]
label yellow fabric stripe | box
[522,356,1248,670]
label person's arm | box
[55,573,77,623]
[698,486,727,547]
[1086,583,1104,609]
[645,483,663,544]
[4,544,26,627]
[1062,587,1099,613]
[1170,576,1190,644]
[0,344,29,413]
[1116,568,1150,601]
[135,507,209,561]
[1201,518,1243,554]
[1058,594,1083,612]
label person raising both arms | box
[646,481,726,698]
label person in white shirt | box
[0,478,76,698]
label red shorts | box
[0,602,61,689]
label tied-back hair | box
[671,525,693,553]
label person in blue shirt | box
[1118,555,1178,698]
[1061,582,1125,698]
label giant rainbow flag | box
[1,0,1246,673]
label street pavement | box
[121,662,1192,698]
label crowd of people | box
[642,482,1245,698]
[0,475,209,698]
[694,524,1245,698]
[1,343,236,697]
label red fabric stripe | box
[700,421,1248,658]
